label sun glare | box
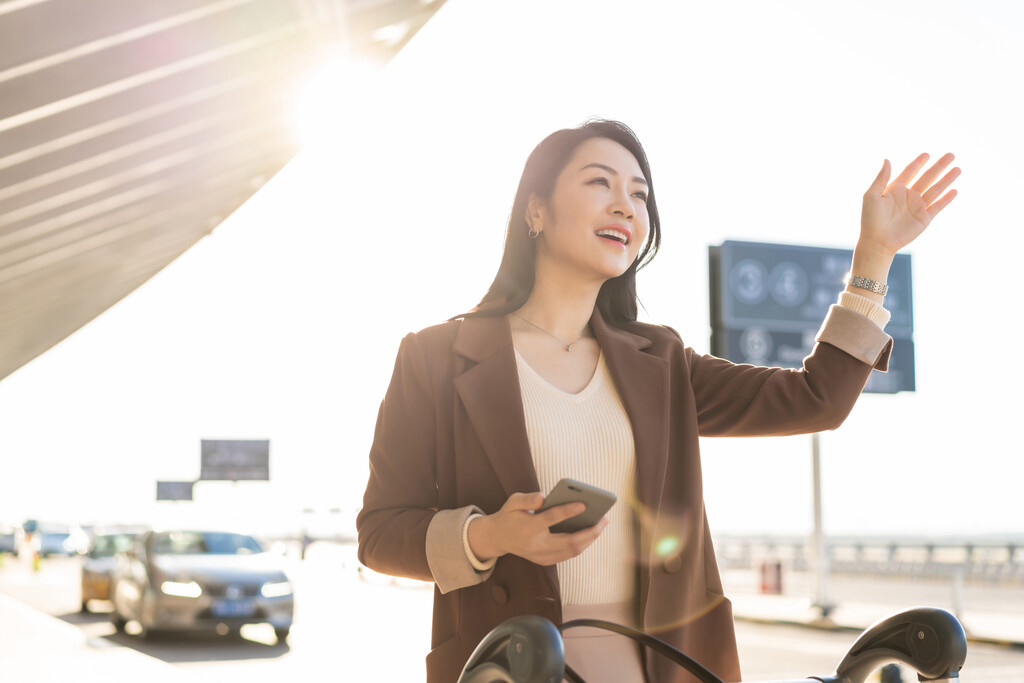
[290,54,381,148]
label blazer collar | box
[452,308,668,509]
[452,313,513,363]
[588,307,653,352]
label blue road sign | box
[709,240,914,394]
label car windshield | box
[90,534,134,557]
[40,533,69,545]
[151,531,263,555]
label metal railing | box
[714,534,1024,584]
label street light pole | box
[811,432,834,619]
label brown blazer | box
[357,305,891,683]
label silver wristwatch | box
[845,273,888,296]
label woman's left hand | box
[860,153,961,258]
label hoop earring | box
[528,226,540,239]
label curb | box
[732,611,1024,650]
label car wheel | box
[134,588,156,639]
[111,611,127,633]
[274,627,290,643]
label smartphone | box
[537,478,617,534]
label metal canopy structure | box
[0,0,444,382]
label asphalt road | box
[1,544,1021,682]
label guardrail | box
[714,535,1024,585]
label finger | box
[506,492,545,511]
[911,153,956,194]
[926,189,958,216]
[891,153,930,188]
[548,516,608,547]
[555,517,610,552]
[537,501,586,525]
[866,159,891,196]
[921,166,961,206]
[570,516,609,539]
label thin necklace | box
[512,314,588,352]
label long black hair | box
[460,118,662,324]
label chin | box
[595,264,631,282]
[605,255,637,277]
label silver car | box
[0,525,16,555]
[81,532,137,611]
[111,530,294,642]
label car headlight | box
[160,580,203,598]
[260,580,293,598]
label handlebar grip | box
[833,606,967,683]
[457,615,565,683]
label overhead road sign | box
[709,240,914,393]
[156,481,194,501]
[200,439,270,481]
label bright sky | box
[1,0,1021,538]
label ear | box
[526,193,545,233]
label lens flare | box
[655,535,681,558]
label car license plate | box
[212,598,255,618]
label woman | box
[356,119,959,683]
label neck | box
[516,268,601,342]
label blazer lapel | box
[590,310,670,514]
[452,315,541,498]
[450,309,669,610]
[453,310,671,510]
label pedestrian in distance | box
[356,118,960,683]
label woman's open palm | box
[861,153,960,256]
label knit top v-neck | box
[514,348,638,606]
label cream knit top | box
[514,349,637,606]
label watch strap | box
[845,273,889,297]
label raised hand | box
[861,153,961,258]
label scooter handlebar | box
[456,606,967,683]
[826,606,967,683]
[457,614,565,683]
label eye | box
[587,177,610,187]
[633,191,648,202]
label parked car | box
[31,523,89,557]
[37,531,75,557]
[81,532,137,611]
[110,530,294,642]
[0,526,17,555]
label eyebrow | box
[579,162,648,187]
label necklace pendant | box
[565,344,573,352]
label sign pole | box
[811,432,833,619]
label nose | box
[609,187,634,220]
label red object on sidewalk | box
[759,561,783,594]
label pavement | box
[0,555,1020,681]
[0,590,185,682]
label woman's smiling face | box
[530,136,650,286]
